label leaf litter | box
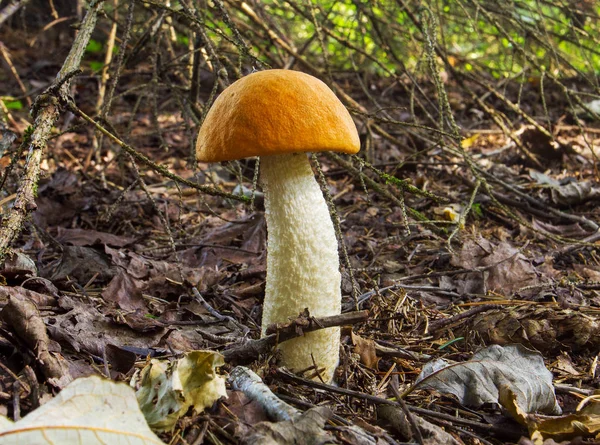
[1,5,600,445]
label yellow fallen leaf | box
[136,350,227,432]
[461,133,479,149]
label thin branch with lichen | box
[0,0,105,263]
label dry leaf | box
[500,386,600,441]
[450,237,540,294]
[550,181,600,206]
[55,227,135,247]
[242,406,332,445]
[415,344,561,415]
[0,376,164,444]
[1,289,72,388]
[351,332,379,369]
[135,351,227,432]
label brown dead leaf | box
[0,286,56,307]
[517,126,562,163]
[19,276,60,298]
[0,288,72,388]
[351,332,379,369]
[450,236,540,295]
[242,406,333,445]
[0,251,37,279]
[102,270,145,311]
[188,214,266,267]
[38,168,79,194]
[221,390,269,426]
[572,264,600,281]
[105,308,164,333]
[531,220,591,238]
[501,386,600,441]
[103,247,189,310]
[551,181,600,206]
[104,344,138,374]
[164,329,208,352]
[105,247,182,282]
[55,227,135,247]
[553,354,581,377]
[47,245,115,284]
[46,295,166,358]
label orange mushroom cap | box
[196,70,360,162]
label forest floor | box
[1,17,600,445]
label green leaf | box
[471,203,483,218]
[176,34,189,45]
[89,61,104,72]
[3,99,23,110]
[86,39,103,54]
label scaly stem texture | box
[260,153,340,381]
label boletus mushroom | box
[196,69,360,382]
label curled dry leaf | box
[0,286,56,307]
[1,251,37,278]
[0,375,164,445]
[528,168,600,206]
[55,227,135,247]
[500,386,600,441]
[550,181,600,206]
[135,350,227,432]
[47,245,115,284]
[414,344,561,415]
[242,406,333,445]
[0,287,72,388]
[351,332,379,369]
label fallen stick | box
[229,366,299,421]
[222,310,369,364]
[0,0,105,263]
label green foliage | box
[176,34,189,46]
[89,61,104,72]
[2,99,23,110]
[23,126,34,139]
[230,0,600,77]
[85,38,103,54]
[471,203,484,218]
[438,337,465,349]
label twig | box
[277,368,524,439]
[222,310,369,364]
[0,0,30,28]
[389,374,425,444]
[0,43,31,107]
[66,103,250,203]
[428,304,502,333]
[351,284,461,310]
[229,366,299,421]
[191,287,249,335]
[0,0,105,263]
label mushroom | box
[196,69,360,381]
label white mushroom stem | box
[260,153,341,382]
